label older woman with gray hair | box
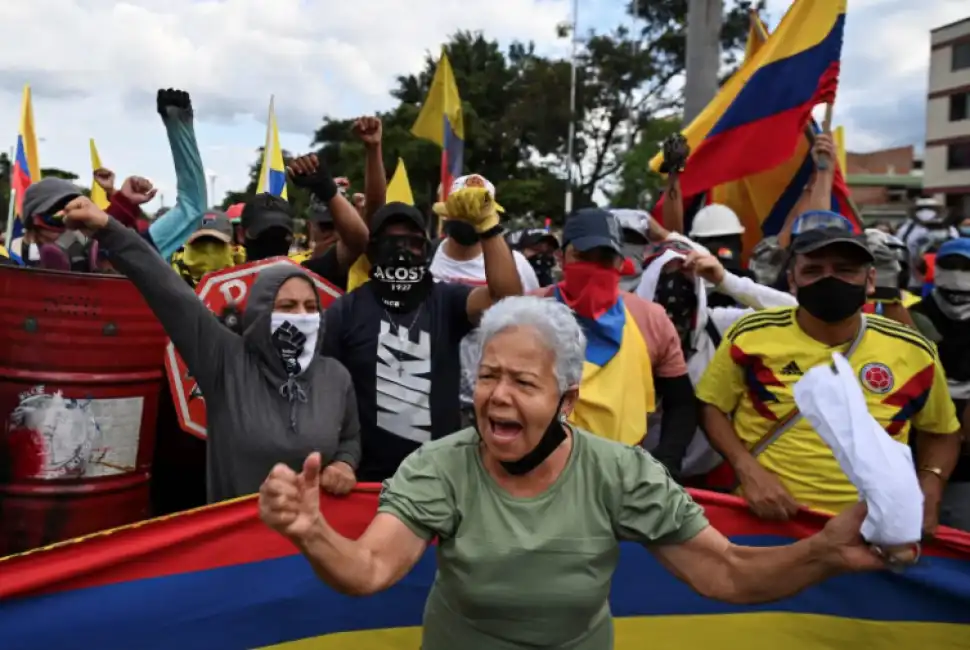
[260,296,890,649]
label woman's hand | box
[320,461,357,496]
[259,452,324,541]
[63,196,110,231]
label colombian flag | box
[1,489,968,649]
[257,95,288,200]
[11,84,41,238]
[89,138,110,209]
[652,0,855,252]
[410,48,464,199]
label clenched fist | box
[157,88,193,121]
[119,176,157,206]
[63,196,110,230]
[93,168,116,197]
[352,116,382,148]
[259,452,324,541]
[287,153,337,202]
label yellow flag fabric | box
[257,96,288,200]
[567,308,655,446]
[833,125,848,174]
[410,49,464,146]
[89,139,110,209]
[346,159,417,292]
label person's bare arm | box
[329,192,369,268]
[354,116,387,227]
[466,234,524,324]
[653,525,841,604]
[662,174,685,234]
[295,513,428,596]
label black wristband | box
[479,224,505,240]
[313,177,338,204]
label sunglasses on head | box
[791,211,854,236]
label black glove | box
[157,88,193,121]
[287,152,337,203]
[659,133,690,174]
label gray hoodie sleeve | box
[331,366,361,469]
[95,217,233,392]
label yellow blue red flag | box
[410,48,464,199]
[11,84,41,239]
[1,488,968,649]
[652,0,856,251]
[257,95,288,200]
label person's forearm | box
[662,177,684,234]
[717,271,798,310]
[105,191,141,229]
[652,377,698,474]
[149,113,207,260]
[328,193,369,262]
[806,169,834,213]
[481,234,523,300]
[363,143,386,227]
[295,517,382,596]
[917,431,962,483]
[700,403,755,472]
[717,536,839,604]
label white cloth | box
[638,253,797,476]
[793,353,923,546]
[430,244,540,406]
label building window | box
[947,142,970,170]
[952,92,970,121]
[955,42,970,71]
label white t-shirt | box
[430,242,540,406]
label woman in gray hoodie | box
[65,197,360,503]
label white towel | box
[792,353,923,546]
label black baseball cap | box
[789,227,874,262]
[562,208,622,255]
[508,228,559,250]
[371,202,427,238]
[241,193,294,237]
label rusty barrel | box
[0,265,167,556]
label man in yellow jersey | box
[696,226,961,535]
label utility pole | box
[563,0,579,216]
[683,0,723,123]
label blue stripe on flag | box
[268,169,287,197]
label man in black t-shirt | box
[287,153,369,291]
[322,201,524,481]
[301,199,350,290]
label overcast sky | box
[0,0,966,210]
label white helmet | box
[689,203,744,238]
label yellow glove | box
[433,187,500,233]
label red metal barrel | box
[0,265,167,556]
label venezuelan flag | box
[652,1,856,251]
[410,48,464,199]
[2,489,968,650]
[89,138,110,209]
[257,95,288,200]
[11,84,41,239]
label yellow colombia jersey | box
[696,307,959,514]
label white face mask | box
[269,312,320,376]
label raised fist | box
[352,116,382,147]
[119,176,157,206]
[93,168,116,196]
[63,196,110,231]
[286,153,337,202]
[659,133,690,175]
[157,88,193,120]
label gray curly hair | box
[476,296,586,393]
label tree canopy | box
[224,0,764,226]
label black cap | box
[371,202,426,237]
[508,228,559,250]
[562,208,622,254]
[790,227,874,262]
[241,193,294,237]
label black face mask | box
[443,220,479,247]
[796,276,867,323]
[487,394,569,476]
[369,236,433,313]
[528,253,557,287]
[245,233,290,261]
[655,271,697,350]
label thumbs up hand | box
[259,452,324,541]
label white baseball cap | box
[434,174,505,215]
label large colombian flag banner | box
[1,488,969,650]
[410,47,464,201]
[651,0,856,254]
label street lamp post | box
[564,0,579,216]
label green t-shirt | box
[378,427,709,650]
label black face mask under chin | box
[245,234,290,261]
[482,394,569,476]
[529,253,557,287]
[796,275,868,323]
[444,220,480,247]
[369,237,433,313]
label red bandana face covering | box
[558,261,621,319]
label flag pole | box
[4,145,15,247]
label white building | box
[924,16,970,218]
